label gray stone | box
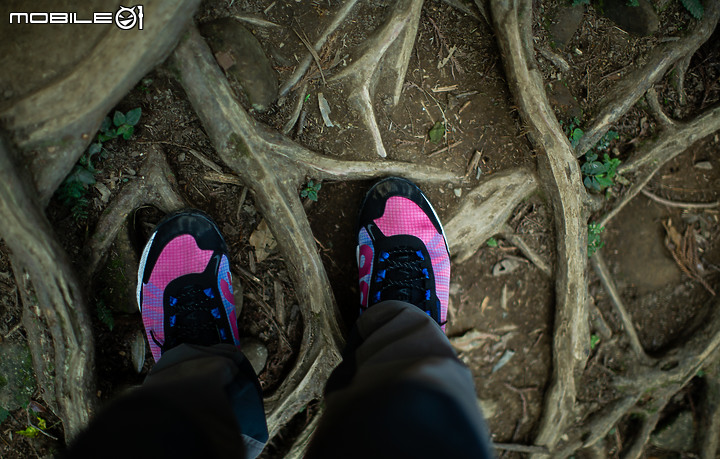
[597,0,659,36]
[240,338,268,375]
[0,342,36,413]
[694,160,713,170]
[200,18,278,112]
[130,330,146,374]
[650,410,695,452]
[548,4,585,48]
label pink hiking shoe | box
[357,177,451,330]
[136,210,240,362]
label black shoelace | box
[371,247,434,313]
[151,283,233,353]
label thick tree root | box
[599,104,720,228]
[0,137,95,441]
[698,356,720,458]
[84,145,185,278]
[0,0,201,205]
[444,168,538,263]
[170,25,460,440]
[328,0,424,157]
[575,2,720,157]
[490,1,589,453]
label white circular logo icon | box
[115,6,137,30]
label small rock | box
[694,160,713,170]
[477,398,498,419]
[232,271,244,316]
[492,258,522,276]
[491,349,515,373]
[200,18,278,111]
[130,330,146,374]
[650,410,694,452]
[453,188,462,197]
[548,3,585,48]
[240,338,268,375]
[598,0,659,36]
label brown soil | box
[1,0,719,457]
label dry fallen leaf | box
[249,219,277,263]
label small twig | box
[25,410,58,441]
[292,27,326,85]
[204,172,243,186]
[493,443,550,455]
[2,321,22,339]
[536,45,570,73]
[140,141,223,173]
[591,252,653,364]
[428,140,462,157]
[500,224,552,277]
[231,14,281,28]
[641,189,720,209]
[283,83,309,134]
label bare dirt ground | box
[1,0,719,457]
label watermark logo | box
[9,5,144,30]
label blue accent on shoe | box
[211,308,221,319]
[169,296,177,306]
[204,288,214,298]
[375,291,382,302]
[219,328,227,340]
[416,250,424,260]
[426,310,432,316]
[169,315,176,327]
[422,268,429,278]
[376,269,386,281]
[381,251,390,260]
[425,290,431,300]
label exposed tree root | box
[590,253,651,364]
[0,0,202,205]
[490,1,589,453]
[0,136,95,441]
[328,0,423,157]
[575,2,720,157]
[599,104,720,228]
[84,146,185,278]
[698,356,720,458]
[445,168,538,263]
[171,25,461,440]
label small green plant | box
[626,0,639,6]
[581,153,621,192]
[680,0,704,19]
[96,299,115,331]
[57,107,141,222]
[428,121,445,143]
[594,130,619,152]
[16,416,46,438]
[563,117,585,148]
[590,334,601,350]
[696,369,706,377]
[300,180,322,202]
[98,108,142,142]
[486,237,498,248]
[587,222,605,257]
